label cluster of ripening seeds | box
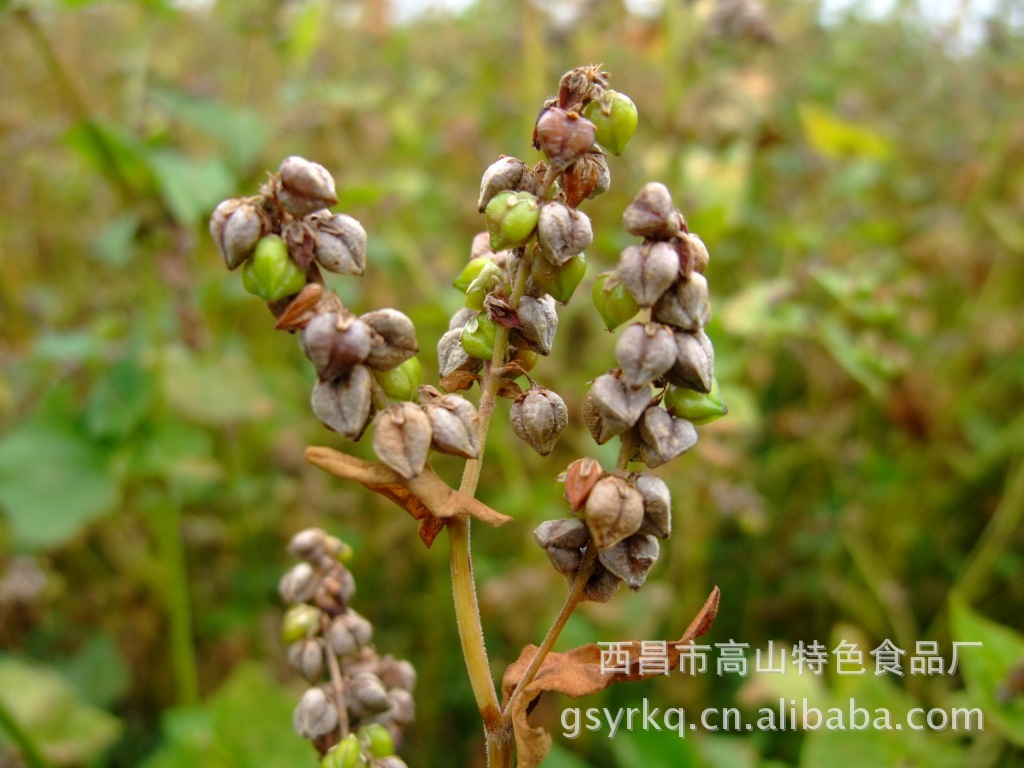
[281,528,414,768]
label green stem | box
[0,698,55,768]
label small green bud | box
[322,734,366,768]
[465,261,504,310]
[663,377,728,425]
[460,315,498,360]
[582,90,638,156]
[453,257,493,294]
[242,235,307,302]
[592,272,639,331]
[282,604,322,643]
[373,356,421,401]
[484,191,539,251]
[358,724,396,758]
[532,252,586,304]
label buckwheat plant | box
[210,66,724,768]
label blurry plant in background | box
[0,0,1022,767]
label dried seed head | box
[348,672,392,718]
[422,394,480,459]
[302,312,372,381]
[327,618,359,657]
[311,365,374,441]
[509,387,568,456]
[509,295,558,356]
[582,390,630,444]
[341,609,374,648]
[478,156,528,212]
[666,330,715,393]
[581,566,622,603]
[360,309,419,371]
[589,372,651,427]
[277,156,338,217]
[584,475,645,550]
[598,533,660,590]
[372,403,432,480]
[615,322,677,387]
[652,272,712,332]
[313,213,367,276]
[210,198,266,270]
[293,686,339,739]
[562,457,606,512]
[637,407,698,468]
[537,202,593,265]
[438,327,479,377]
[377,657,417,692]
[561,152,610,207]
[622,182,681,239]
[388,688,415,726]
[279,562,321,605]
[617,241,680,307]
[534,518,591,550]
[546,544,584,577]
[288,528,330,562]
[633,473,672,539]
[535,107,597,172]
[287,638,325,682]
[684,233,710,274]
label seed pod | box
[311,365,374,440]
[561,152,610,208]
[615,322,677,387]
[376,658,417,692]
[664,377,727,425]
[388,688,415,726]
[584,475,644,550]
[210,198,266,270]
[582,390,629,444]
[288,638,325,682]
[534,107,597,172]
[622,182,680,239]
[617,241,679,307]
[546,544,584,577]
[592,272,640,332]
[242,235,308,302]
[561,457,606,512]
[478,156,528,212]
[302,313,372,381]
[448,307,477,332]
[598,533,660,590]
[313,213,367,276]
[289,528,330,563]
[531,252,586,304]
[581,565,622,603]
[686,233,710,274]
[361,309,419,371]
[349,673,392,718]
[666,330,715,393]
[589,373,651,427]
[510,295,558,355]
[372,403,432,480]
[582,89,638,156]
[359,723,396,759]
[633,473,672,539]
[327,619,358,657]
[422,394,480,459]
[373,356,421,401]
[341,609,374,648]
[282,604,323,643]
[460,315,498,360]
[484,191,540,251]
[510,387,568,456]
[637,407,698,468]
[464,261,504,311]
[293,686,339,739]
[277,156,338,217]
[280,562,321,605]
[537,202,593,265]
[453,255,495,294]
[534,518,591,550]
[652,272,711,332]
[322,734,364,768]
[438,327,478,376]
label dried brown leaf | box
[440,370,482,393]
[495,379,524,400]
[501,587,720,768]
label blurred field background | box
[1,0,1023,766]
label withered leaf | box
[440,370,482,393]
[495,379,524,399]
[562,457,605,512]
[501,587,720,768]
[484,292,522,329]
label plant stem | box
[0,698,55,768]
[321,632,350,739]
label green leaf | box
[161,345,276,427]
[612,723,706,768]
[85,353,156,441]
[55,632,130,709]
[719,278,811,339]
[0,387,120,551]
[0,658,122,763]
[949,599,1024,747]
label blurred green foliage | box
[0,0,1022,766]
